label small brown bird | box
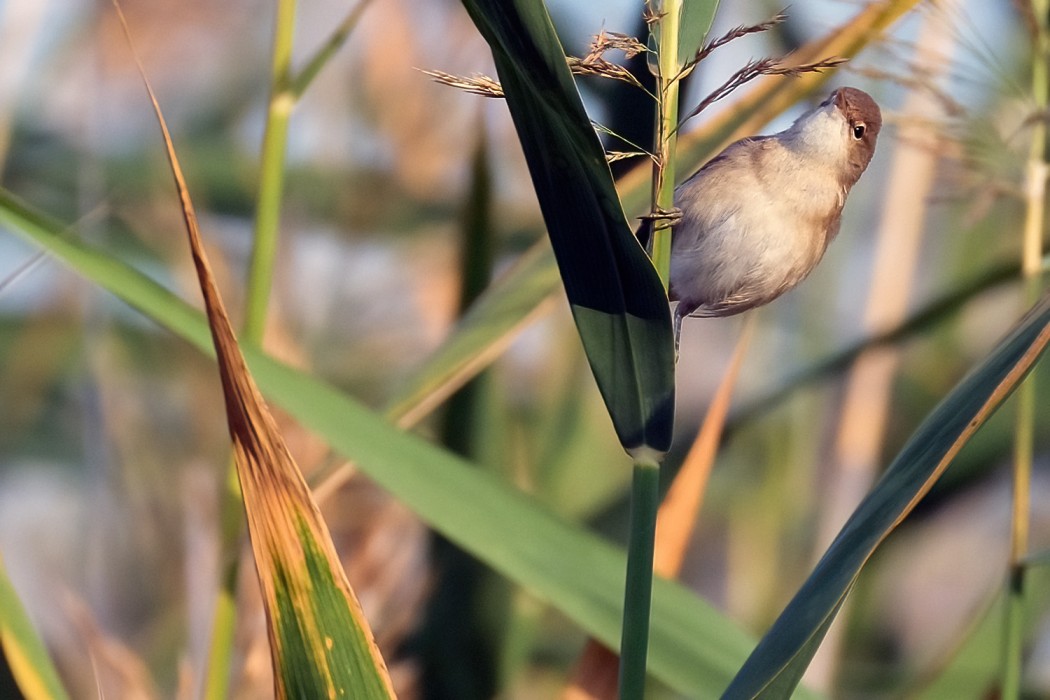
[669,86,882,350]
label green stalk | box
[617,4,683,697]
[291,0,374,99]
[244,0,372,343]
[243,0,297,344]
[618,458,661,699]
[648,0,682,288]
[1004,2,1049,696]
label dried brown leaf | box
[111,3,395,697]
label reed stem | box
[617,3,684,697]
[618,458,660,699]
[648,0,682,288]
[1003,2,1049,695]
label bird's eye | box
[852,123,866,139]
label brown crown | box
[833,87,882,187]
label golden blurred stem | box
[1005,2,1049,696]
[648,0,681,289]
[203,588,237,700]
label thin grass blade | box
[459,0,675,453]
[911,567,1050,699]
[381,243,560,429]
[0,555,68,700]
[723,293,1050,699]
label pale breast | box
[670,139,845,317]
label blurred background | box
[0,0,1047,697]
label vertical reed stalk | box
[244,0,297,343]
[618,4,683,697]
[618,454,661,700]
[1004,2,1049,695]
[647,0,682,287]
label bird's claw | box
[640,206,682,228]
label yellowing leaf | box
[112,4,395,697]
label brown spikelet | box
[584,29,648,61]
[689,10,788,69]
[682,56,847,124]
[567,55,645,89]
[604,150,647,164]
[420,69,505,98]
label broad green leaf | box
[260,348,759,694]
[723,293,1050,699]
[121,37,396,698]
[0,554,69,700]
[0,189,811,699]
[459,0,675,454]
[678,0,720,68]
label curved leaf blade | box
[724,293,1050,699]
[115,15,396,696]
[0,555,68,700]
[383,243,560,428]
[459,0,675,453]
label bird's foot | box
[640,206,682,228]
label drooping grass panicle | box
[424,29,653,100]
[420,69,504,98]
[567,29,651,93]
[566,55,646,91]
[680,10,789,79]
[680,56,847,126]
[591,121,657,166]
[584,28,649,61]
